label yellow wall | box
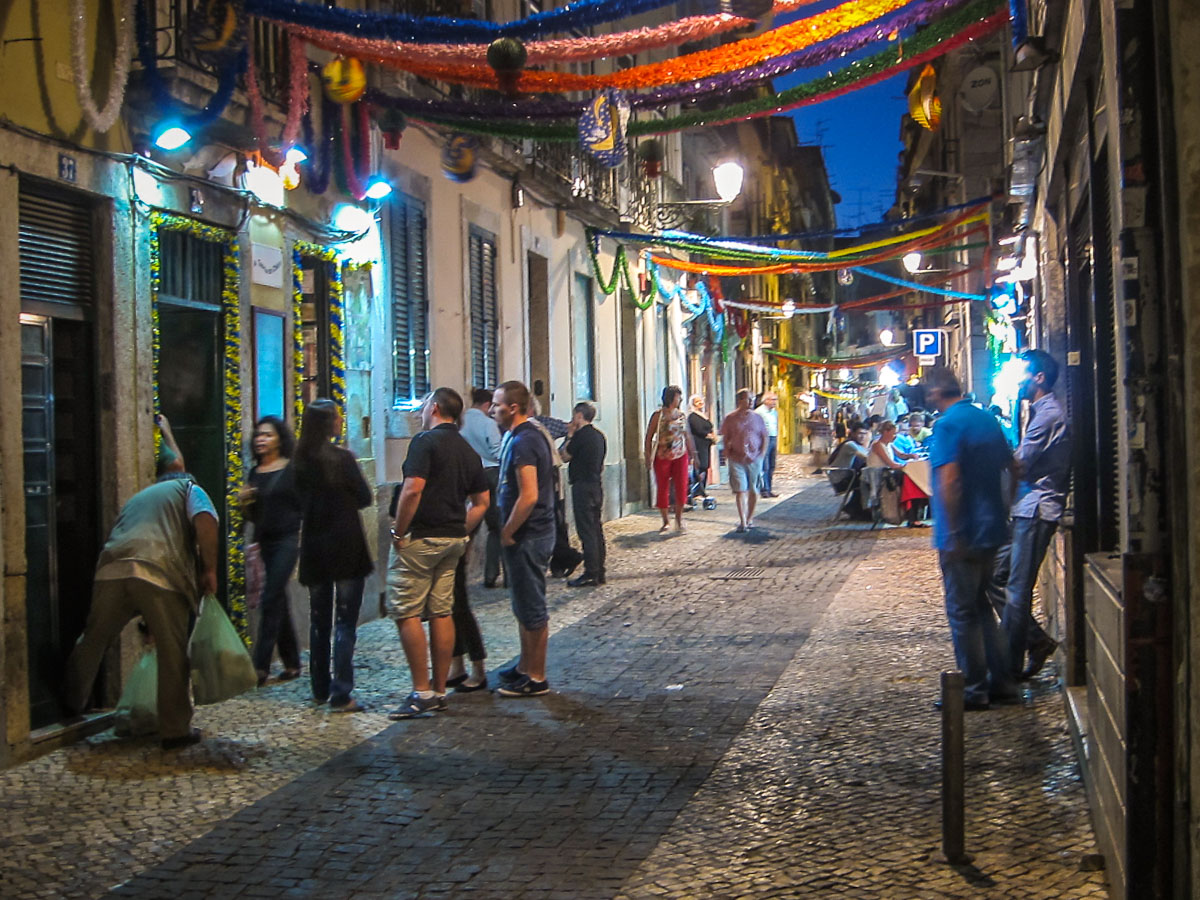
[0,0,134,154]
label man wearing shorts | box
[492,381,558,697]
[720,388,769,532]
[387,388,490,719]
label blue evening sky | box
[770,3,913,230]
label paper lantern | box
[323,57,367,105]
[578,90,630,169]
[637,139,665,177]
[376,107,407,150]
[486,37,527,97]
[908,63,942,132]
[441,134,478,183]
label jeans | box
[572,481,606,579]
[308,577,364,705]
[452,554,487,661]
[938,548,1014,706]
[1002,516,1059,678]
[253,534,301,675]
[482,467,503,585]
[503,534,555,630]
[759,436,778,493]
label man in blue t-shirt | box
[492,380,557,697]
[925,367,1017,710]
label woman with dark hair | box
[643,385,698,533]
[293,399,374,712]
[241,415,303,686]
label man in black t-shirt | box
[387,388,491,719]
[560,402,607,587]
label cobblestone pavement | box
[0,457,1108,899]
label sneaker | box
[497,664,525,685]
[388,692,442,719]
[496,675,550,697]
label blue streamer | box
[850,267,988,300]
[650,263,726,337]
[1009,0,1028,47]
[246,0,677,43]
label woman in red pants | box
[643,385,699,533]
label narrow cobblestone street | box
[1,459,1108,899]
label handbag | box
[245,541,265,610]
[189,594,259,705]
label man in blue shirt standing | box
[925,367,1017,710]
[492,381,557,697]
[1002,349,1071,679]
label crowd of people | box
[61,349,1070,746]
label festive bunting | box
[401,2,1007,139]
[357,0,969,124]
[850,267,989,300]
[763,347,907,369]
[71,0,135,133]
[390,0,915,93]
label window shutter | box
[391,193,429,405]
[18,183,94,309]
[468,227,498,389]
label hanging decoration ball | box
[579,89,630,169]
[377,106,408,150]
[637,139,665,178]
[441,133,478,182]
[837,268,855,286]
[487,37,528,97]
[323,57,367,104]
[908,63,942,131]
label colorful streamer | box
[763,347,908,370]
[850,266,989,301]
[387,0,914,93]
[245,32,310,166]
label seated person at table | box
[867,421,906,469]
[828,425,872,520]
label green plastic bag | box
[188,594,258,705]
[114,648,158,737]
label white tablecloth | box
[903,458,933,497]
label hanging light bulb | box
[781,299,796,318]
[153,123,192,151]
[364,178,393,200]
[879,327,895,346]
[902,251,923,273]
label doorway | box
[157,231,227,598]
[299,256,332,405]
[527,252,550,412]
[21,314,101,728]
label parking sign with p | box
[913,329,944,357]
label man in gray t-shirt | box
[65,417,219,750]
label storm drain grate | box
[712,566,766,580]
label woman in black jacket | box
[294,399,373,712]
[241,415,303,686]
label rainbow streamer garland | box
[148,211,248,643]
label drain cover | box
[713,566,766,580]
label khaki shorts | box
[386,536,469,620]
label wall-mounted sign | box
[251,242,285,288]
[959,66,998,113]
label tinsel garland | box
[300,97,338,195]
[763,346,907,370]
[148,211,249,642]
[357,0,965,124]
[287,13,753,68]
[246,0,679,43]
[71,0,135,133]
[650,264,725,336]
[136,0,246,131]
[290,252,306,428]
[406,0,1004,139]
[246,33,310,166]
[335,103,373,201]
[390,0,912,93]
[293,243,347,417]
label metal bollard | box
[938,670,972,865]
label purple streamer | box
[365,0,966,122]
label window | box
[572,272,596,401]
[468,225,499,390]
[390,192,430,406]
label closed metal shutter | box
[390,193,430,405]
[18,183,94,309]
[469,226,498,390]
[1089,144,1120,550]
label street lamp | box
[902,251,923,273]
[712,161,744,204]
[655,161,745,229]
